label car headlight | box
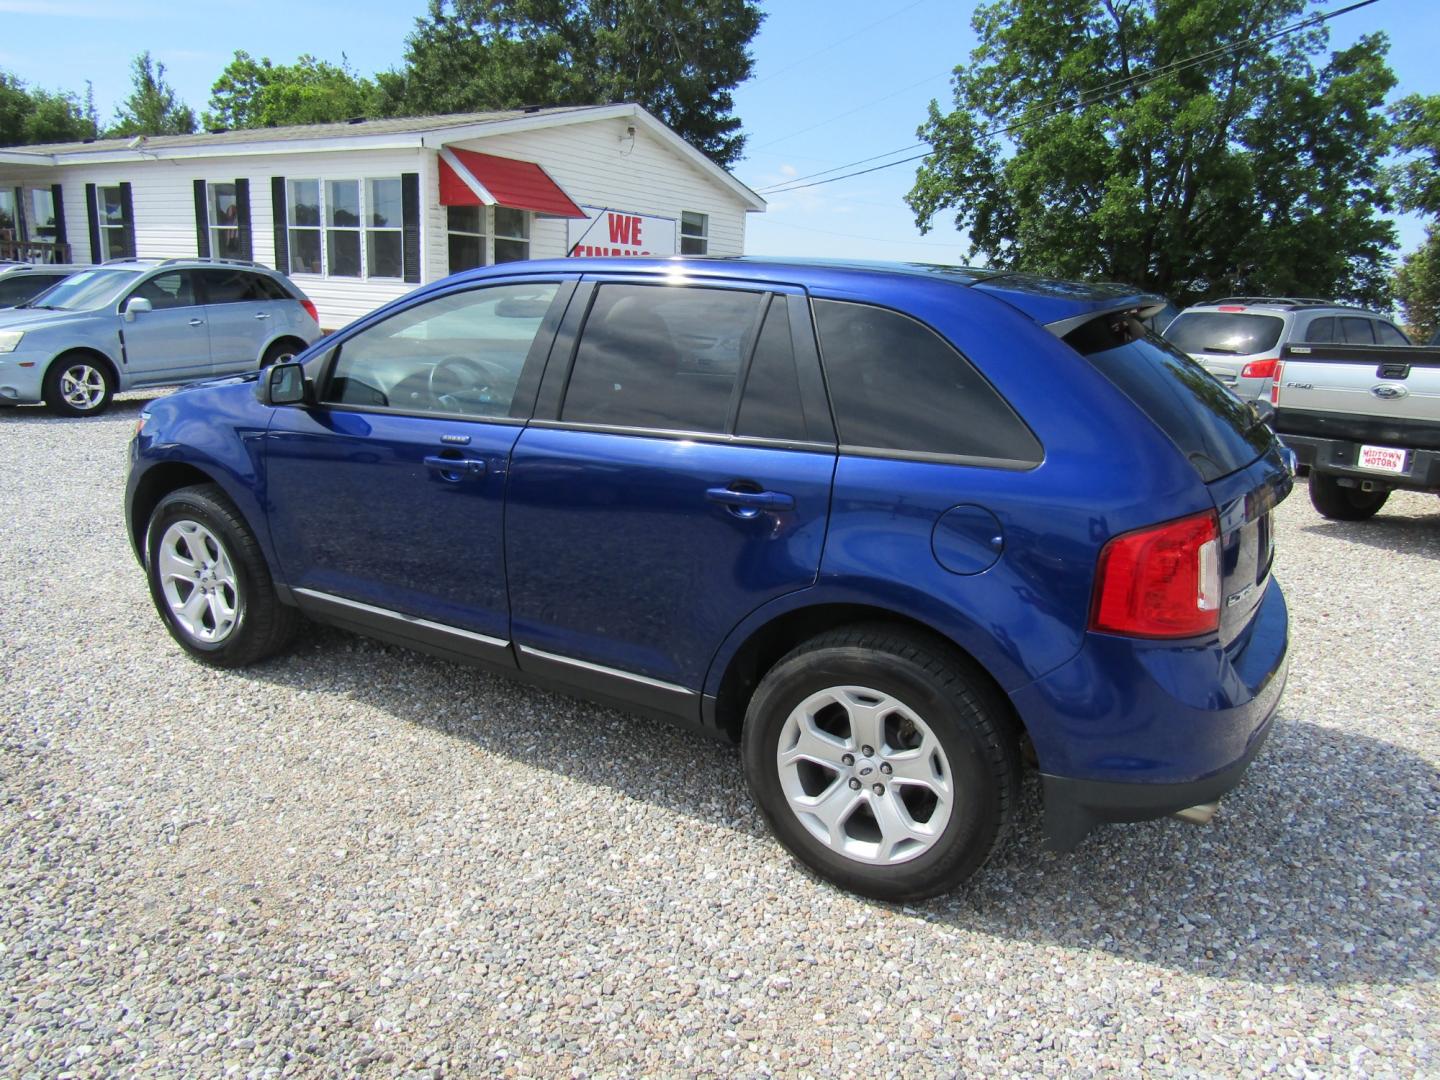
[0,331,24,353]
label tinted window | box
[1163,312,1285,355]
[0,274,66,307]
[1067,315,1272,483]
[562,284,764,433]
[812,299,1041,463]
[324,282,559,418]
[1340,317,1374,344]
[1375,321,1409,346]
[736,297,809,442]
[130,271,196,310]
[199,268,270,303]
[1304,316,1336,343]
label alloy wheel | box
[59,364,107,411]
[156,520,240,644]
[775,685,954,865]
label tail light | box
[300,298,319,325]
[1240,358,1278,379]
[1270,362,1283,405]
[1090,511,1221,638]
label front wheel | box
[145,484,298,667]
[43,354,114,417]
[1309,473,1389,520]
[742,626,1019,902]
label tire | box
[1309,473,1389,521]
[144,483,299,667]
[742,625,1020,902]
[260,338,305,370]
[43,353,114,417]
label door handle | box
[188,318,204,326]
[705,486,795,512]
[253,311,271,320]
[423,455,486,480]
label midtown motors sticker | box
[567,207,678,257]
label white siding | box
[8,149,428,329]
[0,112,759,331]
[439,116,750,270]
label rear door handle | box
[253,311,271,320]
[188,318,204,326]
[423,455,486,479]
[705,486,795,512]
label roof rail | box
[1210,296,1348,308]
[154,256,264,268]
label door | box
[119,269,210,383]
[263,279,571,660]
[198,267,280,373]
[505,281,837,709]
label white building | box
[0,103,765,328]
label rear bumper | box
[1010,581,1289,850]
[1279,433,1440,493]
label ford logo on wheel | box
[1371,384,1408,400]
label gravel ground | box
[0,392,1436,1077]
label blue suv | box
[126,258,1292,900]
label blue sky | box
[2,0,1436,261]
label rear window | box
[1067,315,1272,483]
[812,299,1041,464]
[1164,312,1284,355]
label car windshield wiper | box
[1198,343,1242,354]
[23,303,57,310]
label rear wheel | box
[742,625,1019,902]
[43,353,114,417]
[260,338,306,369]
[145,484,298,666]
[1309,473,1389,520]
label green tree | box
[0,71,94,145]
[907,0,1398,306]
[384,0,763,167]
[1390,93,1440,217]
[110,51,196,137]
[206,51,380,130]
[1393,228,1439,341]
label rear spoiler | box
[1043,296,1169,338]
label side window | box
[1375,321,1409,346]
[812,299,1041,463]
[1340,317,1375,344]
[735,296,810,442]
[1304,316,1335,343]
[199,268,267,304]
[129,271,196,310]
[561,284,764,433]
[254,275,292,302]
[323,282,559,418]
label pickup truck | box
[1272,342,1440,519]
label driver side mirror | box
[123,296,152,322]
[258,362,309,407]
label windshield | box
[1067,315,1272,483]
[27,269,141,312]
[1163,311,1285,356]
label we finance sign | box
[567,207,677,257]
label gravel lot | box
[1,392,1437,1077]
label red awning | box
[438,147,586,218]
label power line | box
[749,71,949,151]
[757,0,1381,197]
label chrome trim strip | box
[518,645,696,697]
[292,588,511,650]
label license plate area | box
[1357,444,1408,474]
